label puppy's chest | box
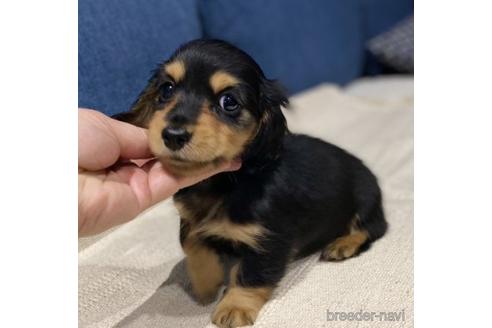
[174,194,266,251]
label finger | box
[79,109,154,170]
[141,159,241,207]
[144,160,181,205]
[78,164,149,236]
[108,117,154,160]
[131,158,155,167]
[79,109,121,170]
[177,160,242,189]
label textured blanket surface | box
[79,76,414,328]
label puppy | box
[115,39,387,328]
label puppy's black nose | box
[162,127,191,151]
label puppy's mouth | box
[157,142,221,164]
[167,153,223,166]
[147,115,250,176]
[154,148,226,177]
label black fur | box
[176,133,387,286]
[117,39,387,291]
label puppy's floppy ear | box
[111,70,159,128]
[243,78,289,166]
[260,78,289,109]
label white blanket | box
[79,76,414,328]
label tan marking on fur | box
[164,60,186,82]
[149,99,256,176]
[212,286,273,328]
[166,158,224,177]
[125,79,161,128]
[191,108,256,161]
[209,71,240,94]
[190,219,268,251]
[174,195,223,222]
[174,200,192,220]
[321,216,368,261]
[229,263,240,287]
[175,186,266,252]
[147,97,222,177]
[148,98,178,156]
[183,238,224,304]
[260,110,270,124]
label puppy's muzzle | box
[162,127,191,151]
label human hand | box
[78,109,241,236]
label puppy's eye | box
[219,94,239,112]
[159,82,175,101]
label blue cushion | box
[361,0,414,40]
[78,0,202,116]
[199,0,364,94]
[360,0,413,75]
[368,16,413,73]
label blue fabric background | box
[200,0,363,94]
[78,0,201,115]
[361,0,414,40]
[78,0,413,116]
[361,0,414,75]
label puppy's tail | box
[353,167,388,244]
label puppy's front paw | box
[211,286,272,327]
[212,304,256,328]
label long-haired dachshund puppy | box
[115,39,387,328]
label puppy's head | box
[120,40,288,175]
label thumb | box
[178,160,242,189]
[142,159,242,207]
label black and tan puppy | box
[115,39,387,328]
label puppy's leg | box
[182,236,224,304]
[321,217,369,261]
[212,247,288,328]
[212,284,272,328]
[321,168,387,262]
